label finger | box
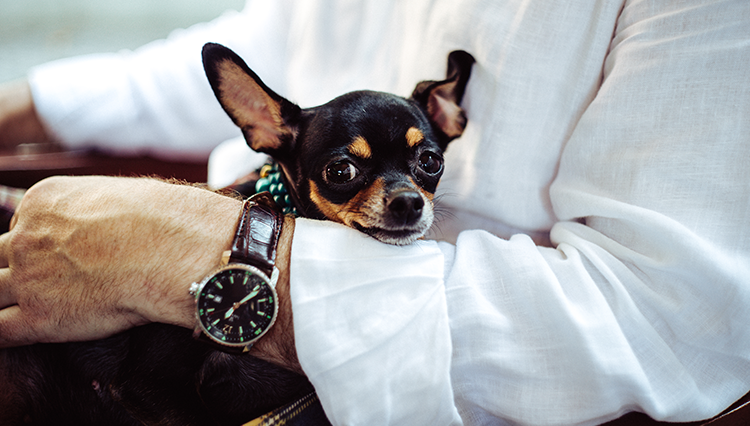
[0,304,36,348]
[0,269,14,309]
[0,232,10,269]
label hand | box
[0,79,55,150]
[0,176,240,346]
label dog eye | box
[418,152,443,175]
[325,160,359,184]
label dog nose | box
[387,190,424,225]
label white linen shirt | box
[28,0,750,425]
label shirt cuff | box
[289,218,461,425]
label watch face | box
[195,265,278,347]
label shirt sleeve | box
[27,0,293,160]
[290,219,462,426]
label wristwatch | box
[189,192,283,354]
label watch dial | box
[196,267,277,345]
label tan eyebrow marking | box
[406,127,425,148]
[348,135,372,159]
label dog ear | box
[202,43,300,156]
[411,50,475,146]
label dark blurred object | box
[0,184,24,233]
[0,144,208,189]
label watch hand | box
[223,285,261,320]
[237,285,260,306]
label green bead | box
[255,179,271,193]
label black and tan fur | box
[204,43,474,244]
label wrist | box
[128,182,243,331]
[185,194,300,373]
[0,79,54,149]
[248,215,300,373]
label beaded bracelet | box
[254,163,298,216]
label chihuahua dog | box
[0,44,473,426]
[204,42,474,244]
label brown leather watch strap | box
[228,192,284,276]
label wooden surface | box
[0,148,207,189]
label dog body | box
[0,45,473,425]
[1,324,314,426]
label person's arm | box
[0,175,300,372]
[1,1,292,160]
[3,1,749,425]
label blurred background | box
[0,0,245,82]
[0,0,246,187]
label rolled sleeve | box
[290,218,461,426]
[28,0,291,160]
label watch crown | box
[188,282,200,296]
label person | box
[1,0,750,424]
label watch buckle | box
[270,267,280,287]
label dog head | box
[203,43,474,245]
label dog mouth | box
[352,222,428,246]
[347,189,435,245]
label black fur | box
[1,324,314,425]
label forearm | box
[0,79,54,150]
[0,177,238,343]
[0,175,301,372]
[26,2,292,159]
